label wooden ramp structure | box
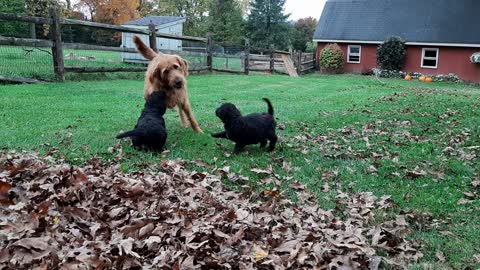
[281,54,299,77]
[246,51,315,76]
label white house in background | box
[121,16,186,63]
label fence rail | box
[62,43,137,53]
[0,10,316,83]
[0,12,52,24]
[0,36,53,47]
[64,66,147,73]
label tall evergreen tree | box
[208,0,245,45]
[246,0,290,50]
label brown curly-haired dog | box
[133,35,203,134]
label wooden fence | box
[0,9,317,83]
[294,52,316,73]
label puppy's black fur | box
[212,98,277,153]
[116,91,167,151]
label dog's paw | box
[195,128,204,134]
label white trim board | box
[314,39,382,44]
[313,39,480,48]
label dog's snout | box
[175,79,183,88]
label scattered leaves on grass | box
[436,250,446,263]
[0,151,423,269]
[457,198,475,205]
[473,254,480,263]
[405,169,427,179]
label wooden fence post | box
[205,34,213,72]
[148,23,157,52]
[269,45,274,74]
[297,51,302,74]
[244,38,250,75]
[30,23,36,39]
[49,7,64,81]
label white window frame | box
[347,45,361,64]
[421,48,439,69]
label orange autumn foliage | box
[77,0,140,25]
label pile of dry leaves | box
[0,151,422,269]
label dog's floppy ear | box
[133,35,157,61]
[182,59,189,76]
[149,67,165,85]
[176,56,189,76]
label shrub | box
[320,43,344,74]
[377,36,406,71]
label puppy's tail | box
[263,98,274,115]
[116,129,140,139]
[133,35,157,61]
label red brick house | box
[314,0,480,82]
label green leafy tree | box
[377,36,406,71]
[25,0,59,17]
[138,0,155,17]
[0,0,27,37]
[292,17,317,52]
[246,0,291,50]
[154,0,211,36]
[237,0,250,16]
[26,0,61,38]
[208,0,245,45]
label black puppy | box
[212,98,277,153]
[116,91,167,151]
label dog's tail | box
[116,129,141,139]
[263,98,274,115]
[133,35,157,61]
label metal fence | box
[0,10,316,83]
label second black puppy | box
[212,98,277,153]
[116,91,167,151]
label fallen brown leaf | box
[252,245,268,262]
[405,169,427,179]
[436,250,446,262]
[0,181,12,205]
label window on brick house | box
[421,48,439,68]
[347,45,361,63]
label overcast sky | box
[285,0,326,20]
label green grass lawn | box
[1,74,479,268]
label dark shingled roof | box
[314,0,480,45]
[124,16,185,26]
